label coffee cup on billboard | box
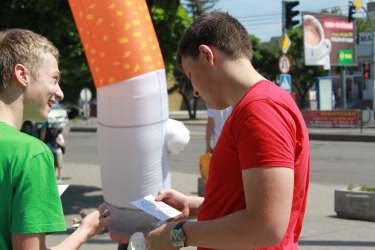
[303,14,331,62]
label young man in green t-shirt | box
[0,29,112,250]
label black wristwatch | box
[170,220,188,248]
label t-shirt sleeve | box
[11,151,66,234]
[236,100,296,170]
[56,134,65,144]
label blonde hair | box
[0,29,59,90]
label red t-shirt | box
[198,80,310,250]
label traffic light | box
[284,1,300,30]
[363,62,370,79]
[348,1,356,22]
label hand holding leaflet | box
[131,195,182,221]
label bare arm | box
[12,204,112,250]
[148,167,293,249]
[205,117,214,153]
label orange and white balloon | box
[68,0,186,243]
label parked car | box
[48,102,69,127]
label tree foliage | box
[148,1,192,73]
[355,16,375,33]
[169,0,219,119]
[250,35,280,82]
[0,0,91,104]
[0,0,339,111]
[182,0,219,18]
[0,0,191,106]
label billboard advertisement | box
[303,12,356,67]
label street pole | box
[342,67,347,109]
[282,0,286,35]
[361,6,375,110]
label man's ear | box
[198,45,214,65]
[13,64,29,87]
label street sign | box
[80,88,92,103]
[279,55,291,74]
[280,33,291,54]
[354,0,361,10]
[280,74,292,92]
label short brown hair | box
[176,12,252,71]
[0,29,59,90]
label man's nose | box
[56,84,64,100]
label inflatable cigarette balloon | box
[68,0,189,242]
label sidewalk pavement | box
[47,164,375,250]
[46,113,375,249]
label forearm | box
[183,209,285,249]
[12,230,88,250]
[49,227,89,250]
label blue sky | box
[215,0,366,41]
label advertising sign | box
[304,110,359,125]
[303,12,356,67]
[357,32,373,45]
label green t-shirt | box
[0,122,66,250]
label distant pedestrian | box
[205,106,232,153]
[49,123,66,183]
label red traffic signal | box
[363,62,370,79]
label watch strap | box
[170,220,188,247]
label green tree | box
[355,16,375,32]
[183,0,218,17]
[250,35,280,82]
[169,0,218,119]
[0,0,92,104]
[0,0,191,106]
[148,1,192,74]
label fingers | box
[155,189,180,201]
[155,190,170,201]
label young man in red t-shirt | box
[146,12,310,250]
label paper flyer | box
[131,195,182,221]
